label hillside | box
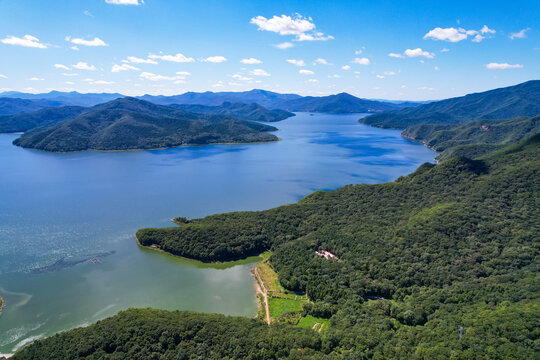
[17,135,540,358]
[12,98,278,152]
[280,92,400,113]
[361,80,540,128]
[0,97,64,116]
[170,102,295,122]
[0,106,87,133]
[139,89,302,108]
[403,115,540,161]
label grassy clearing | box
[268,296,304,320]
[298,316,329,332]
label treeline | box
[402,115,540,161]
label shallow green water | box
[0,113,435,353]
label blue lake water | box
[0,113,435,353]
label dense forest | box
[402,115,540,161]
[170,102,295,122]
[0,106,87,133]
[361,80,540,128]
[126,135,540,358]
[0,97,64,116]
[12,97,278,152]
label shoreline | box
[0,296,3,317]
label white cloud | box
[315,58,331,65]
[509,28,531,39]
[0,74,7,79]
[330,74,340,78]
[275,42,294,49]
[355,49,362,55]
[71,46,79,51]
[434,66,439,71]
[65,81,75,85]
[417,86,435,91]
[105,0,142,5]
[249,69,270,76]
[299,69,314,75]
[62,73,78,77]
[388,53,404,58]
[83,10,94,17]
[232,74,252,81]
[54,64,70,70]
[353,57,370,65]
[485,62,523,70]
[92,80,115,85]
[341,65,351,70]
[250,14,333,41]
[1,34,47,48]
[424,25,495,42]
[28,77,44,81]
[72,61,97,71]
[66,36,108,47]
[149,53,195,63]
[176,71,191,76]
[212,81,225,88]
[241,58,262,64]
[123,56,158,64]
[286,59,306,66]
[376,75,385,79]
[201,56,227,63]
[402,48,435,59]
[307,78,319,83]
[383,71,396,75]
[139,72,186,81]
[440,48,450,52]
[111,63,140,72]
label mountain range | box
[170,102,295,122]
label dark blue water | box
[0,113,435,353]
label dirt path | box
[253,266,270,325]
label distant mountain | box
[403,115,540,161]
[361,80,540,128]
[170,102,295,122]
[139,89,302,108]
[0,91,124,107]
[13,98,278,152]
[279,92,400,113]
[0,97,65,115]
[0,106,87,133]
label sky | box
[0,0,538,100]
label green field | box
[268,295,304,320]
[297,316,329,331]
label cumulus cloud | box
[286,59,306,66]
[299,69,314,75]
[241,58,262,64]
[0,74,7,78]
[391,48,434,59]
[72,61,97,70]
[139,72,185,81]
[509,28,531,39]
[353,57,370,65]
[275,42,294,49]
[66,36,108,47]
[176,71,191,76]
[341,65,351,70]
[149,53,195,63]
[249,69,270,76]
[28,77,44,81]
[232,74,252,81]
[315,58,331,65]
[54,64,70,70]
[201,56,227,63]
[424,25,495,43]
[1,34,47,48]
[105,0,142,5]
[111,63,140,72]
[250,14,333,41]
[123,56,157,64]
[485,62,523,70]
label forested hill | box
[279,92,399,113]
[0,97,64,116]
[19,135,539,358]
[361,80,540,128]
[403,115,540,161]
[170,102,295,122]
[12,97,278,152]
[0,106,87,133]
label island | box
[12,97,279,152]
[170,102,295,122]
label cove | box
[0,113,435,353]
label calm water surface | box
[0,113,435,353]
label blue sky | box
[0,0,538,100]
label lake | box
[0,113,435,353]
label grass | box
[256,260,284,293]
[298,316,329,332]
[268,296,304,319]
